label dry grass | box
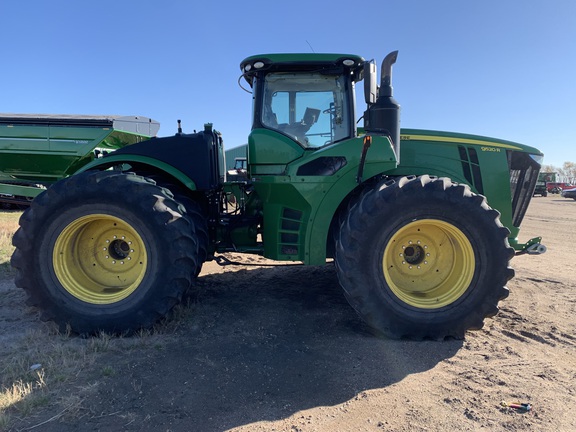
[0,211,21,275]
[0,325,174,429]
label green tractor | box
[11,51,545,339]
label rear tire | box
[335,175,515,340]
[11,170,200,334]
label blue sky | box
[1,0,574,167]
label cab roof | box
[240,53,365,85]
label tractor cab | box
[241,54,364,149]
[240,53,400,174]
[240,54,364,171]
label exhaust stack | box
[363,50,401,163]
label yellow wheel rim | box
[383,219,475,309]
[53,214,148,304]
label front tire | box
[11,171,200,334]
[335,175,515,340]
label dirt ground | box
[1,195,575,431]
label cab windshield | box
[261,72,351,148]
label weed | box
[0,412,10,430]
[101,366,116,377]
[0,380,33,410]
[87,331,112,353]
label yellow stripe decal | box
[401,134,522,150]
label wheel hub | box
[110,238,131,260]
[402,243,425,266]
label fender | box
[76,154,197,191]
[303,136,397,264]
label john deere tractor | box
[11,51,545,339]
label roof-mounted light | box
[244,64,252,72]
[342,59,355,66]
[254,61,265,69]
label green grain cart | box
[0,114,159,206]
[11,52,546,339]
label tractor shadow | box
[81,263,463,431]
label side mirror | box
[364,60,377,105]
